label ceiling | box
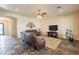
[0,4,79,18]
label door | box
[0,23,4,35]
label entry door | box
[0,23,4,35]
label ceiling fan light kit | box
[36,9,47,19]
[37,15,42,19]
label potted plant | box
[65,29,74,42]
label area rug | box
[22,36,63,55]
[43,36,62,50]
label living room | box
[0,4,79,55]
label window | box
[0,23,4,35]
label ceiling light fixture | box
[57,6,63,13]
[37,15,42,19]
[36,9,46,19]
[59,9,63,13]
[15,9,19,11]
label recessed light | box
[57,6,61,8]
[57,6,63,13]
[15,9,19,11]
[59,9,63,13]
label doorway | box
[0,23,4,35]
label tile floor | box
[0,35,79,55]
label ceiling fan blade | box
[43,13,47,15]
[36,10,47,18]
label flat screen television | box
[49,25,58,31]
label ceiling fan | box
[36,9,47,18]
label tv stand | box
[47,31,58,38]
[48,25,58,38]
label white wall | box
[0,11,79,39]
[2,12,40,38]
[17,16,40,38]
[40,12,79,39]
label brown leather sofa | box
[21,30,45,50]
[25,30,41,36]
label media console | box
[47,25,58,38]
[47,31,58,38]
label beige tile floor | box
[0,35,79,55]
[0,35,25,55]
